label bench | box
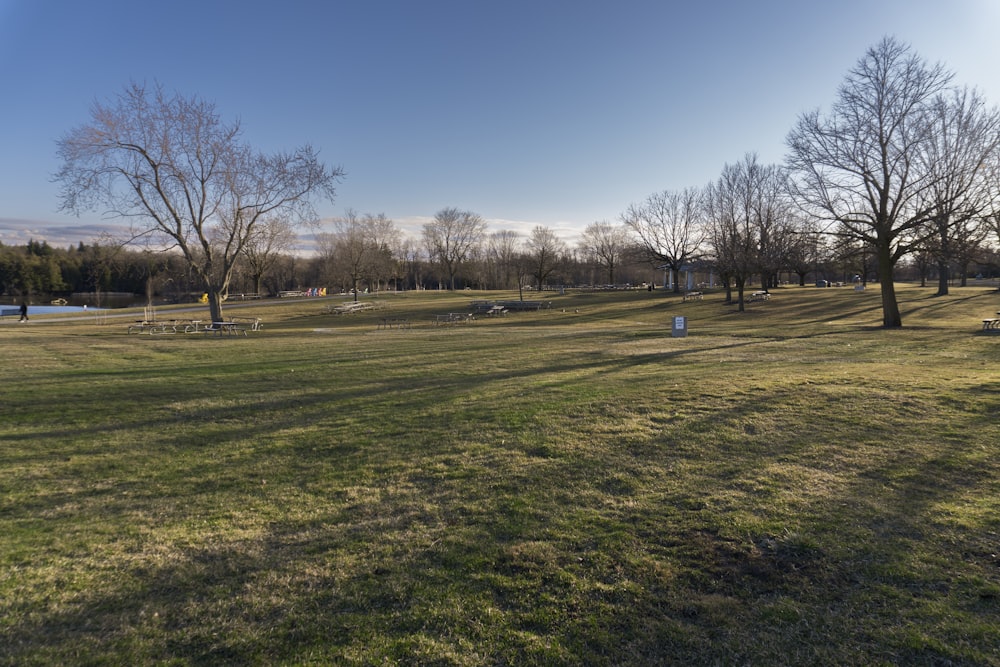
[682,291,703,302]
[746,291,771,303]
[982,318,1000,333]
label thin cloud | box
[0,218,128,247]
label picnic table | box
[746,291,771,302]
[682,291,703,302]
[983,312,1000,333]
[204,321,248,336]
[228,316,263,331]
[327,301,375,314]
[377,318,411,330]
[495,300,551,311]
[435,313,474,325]
[128,320,181,334]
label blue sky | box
[1,0,999,248]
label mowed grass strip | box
[1,285,999,665]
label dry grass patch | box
[1,285,999,665]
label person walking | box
[18,301,28,322]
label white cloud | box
[0,218,128,247]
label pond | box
[1,304,107,315]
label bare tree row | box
[620,37,1000,325]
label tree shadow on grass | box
[4,330,1000,664]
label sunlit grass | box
[1,284,999,665]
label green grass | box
[2,284,999,665]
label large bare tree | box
[621,187,705,293]
[55,82,342,322]
[786,37,953,327]
[422,207,486,290]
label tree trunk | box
[877,242,902,327]
[936,260,949,296]
[207,287,225,323]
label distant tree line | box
[3,202,997,307]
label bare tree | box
[785,218,823,286]
[486,229,521,289]
[754,168,795,291]
[422,207,486,290]
[361,213,399,293]
[579,220,630,285]
[55,82,342,322]
[318,210,397,300]
[786,37,953,327]
[621,187,705,293]
[705,154,785,310]
[241,215,297,297]
[525,225,566,292]
[396,237,425,290]
[918,87,1000,295]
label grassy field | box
[2,284,999,665]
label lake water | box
[1,304,106,314]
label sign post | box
[672,315,688,338]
